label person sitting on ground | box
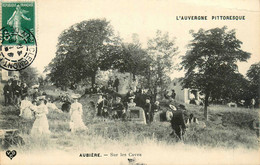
[102,107,110,118]
[126,89,135,103]
[170,104,186,140]
[186,113,199,125]
[112,96,125,119]
[69,94,87,132]
[19,95,34,120]
[127,97,136,109]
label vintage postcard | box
[0,0,259,165]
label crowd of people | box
[2,75,201,140]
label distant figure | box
[170,105,186,140]
[69,94,86,132]
[164,90,170,99]
[21,82,28,99]
[107,78,113,87]
[3,80,13,106]
[151,101,160,122]
[186,113,199,126]
[113,76,120,92]
[171,89,176,100]
[19,95,34,120]
[127,97,136,109]
[31,96,50,135]
[143,98,151,124]
[251,98,256,109]
[14,80,22,107]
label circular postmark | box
[0,27,37,71]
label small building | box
[0,68,20,82]
[169,78,203,104]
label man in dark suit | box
[113,76,120,92]
[3,80,13,106]
[170,104,186,140]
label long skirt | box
[31,115,50,135]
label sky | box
[32,0,260,79]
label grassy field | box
[0,92,259,164]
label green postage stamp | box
[0,1,36,71]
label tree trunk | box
[204,92,209,121]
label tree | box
[146,30,178,99]
[19,66,38,87]
[114,42,150,80]
[45,19,122,88]
[181,26,251,120]
[247,62,260,105]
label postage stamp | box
[0,1,36,71]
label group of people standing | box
[3,79,28,107]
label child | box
[19,95,34,120]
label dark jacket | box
[144,102,151,114]
[113,78,119,87]
[170,110,186,130]
[4,84,13,96]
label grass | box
[0,95,259,154]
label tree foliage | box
[45,19,122,88]
[146,30,178,98]
[19,66,38,87]
[181,26,251,120]
[246,61,260,100]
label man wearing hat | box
[170,104,186,140]
[3,80,13,106]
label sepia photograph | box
[0,0,259,164]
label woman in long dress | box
[19,95,34,120]
[31,96,50,135]
[70,94,86,132]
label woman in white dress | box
[19,95,34,120]
[31,96,50,135]
[70,94,86,132]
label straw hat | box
[169,104,177,111]
[71,94,81,99]
[38,95,46,100]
